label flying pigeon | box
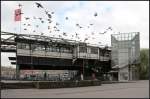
[47,19,51,21]
[18,3,22,8]
[38,17,42,20]
[99,32,105,34]
[94,12,98,17]
[90,24,93,25]
[76,24,79,26]
[84,38,88,42]
[53,26,57,29]
[79,26,83,28]
[58,35,61,38]
[56,29,60,31]
[91,32,94,35]
[35,2,43,8]
[41,20,44,23]
[56,22,59,26]
[47,14,52,18]
[51,12,54,14]
[48,21,52,23]
[108,27,112,30]
[45,10,49,15]
[41,32,44,35]
[65,17,68,20]
[33,16,36,19]
[24,28,27,30]
[63,32,67,36]
[27,24,31,26]
[25,17,30,20]
[48,26,50,29]
[75,32,78,36]
[36,25,39,28]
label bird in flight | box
[35,2,43,8]
[51,12,54,14]
[41,20,44,23]
[48,26,50,29]
[76,24,79,26]
[33,16,36,19]
[41,32,44,35]
[65,17,68,20]
[27,24,31,26]
[107,27,112,30]
[63,32,67,36]
[18,3,22,8]
[36,25,39,28]
[24,28,27,30]
[91,32,94,35]
[94,12,98,17]
[47,14,52,18]
[99,32,105,34]
[45,10,49,15]
[84,38,88,42]
[79,26,83,29]
[38,17,42,20]
[25,17,30,20]
[56,22,59,26]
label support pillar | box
[81,73,83,80]
[16,64,20,80]
[92,73,96,80]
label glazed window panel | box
[17,43,29,50]
[91,47,98,54]
[79,46,87,53]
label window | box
[31,44,45,51]
[60,47,72,53]
[79,46,87,53]
[17,43,29,50]
[46,46,52,52]
[91,47,98,54]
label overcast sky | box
[1,1,149,67]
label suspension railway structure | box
[1,31,111,80]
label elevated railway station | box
[1,31,111,80]
[1,31,140,81]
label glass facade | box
[111,32,140,68]
[17,43,73,53]
[111,32,140,81]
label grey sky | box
[1,1,149,67]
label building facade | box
[111,32,140,81]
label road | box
[1,80,149,98]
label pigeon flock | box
[20,2,113,44]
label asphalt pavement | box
[1,80,149,98]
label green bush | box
[138,49,149,80]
